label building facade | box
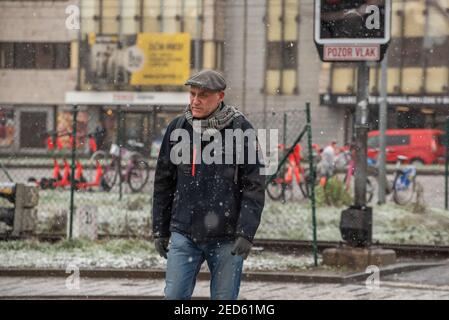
[0,0,79,154]
[1,0,448,155]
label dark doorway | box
[20,111,47,148]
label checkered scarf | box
[185,102,244,138]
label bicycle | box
[387,155,417,205]
[90,139,150,193]
[353,151,417,205]
[266,144,309,201]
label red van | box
[367,129,445,165]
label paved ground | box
[384,264,449,287]
[1,264,449,300]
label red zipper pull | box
[192,145,196,176]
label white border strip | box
[65,91,189,106]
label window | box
[82,0,205,34]
[121,0,139,35]
[0,43,14,68]
[436,134,445,147]
[0,43,71,69]
[102,0,120,34]
[35,43,54,69]
[368,136,379,149]
[54,43,71,69]
[142,0,161,32]
[14,43,35,69]
[331,65,356,94]
[190,39,203,68]
[0,108,14,148]
[386,135,410,146]
[57,110,89,150]
[202,40,224,71]
[404,0,425,38]
[266,0,299,95]
[20,112,47,149]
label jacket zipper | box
[192,144,196,176]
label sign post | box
[314,0,391,248]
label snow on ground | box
[0,239,317,271]
[1,188,449,270]
[3,189,449,245]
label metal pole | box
[242,0,248,112]
[76,3,82,91]
[306,102,318,267]
[354,62,370,207]
[69,105,78,240]
[445,117,449,210]
[160,0,164,32]
[0,162,14,183]
[283,113,287,148]
[378,55,388,204]
[117,106,123,200]
[194,0,201,70]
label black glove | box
[154,237,169,259]
[231,237,252,260]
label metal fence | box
[1,105,449,247]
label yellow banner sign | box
[130,33,191,86]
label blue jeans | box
[164,232,244,300]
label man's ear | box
[218,91,225,102]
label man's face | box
[189,86,224,119]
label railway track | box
[252,239,449,259]
[2,233,449,259]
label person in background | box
[317,140,339,185]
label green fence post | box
[306,102,318,267]
[68,104,78,240]
[445,117,449,210]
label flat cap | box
[185,69,226,91]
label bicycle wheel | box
[102,160,118,191]
[299,181,309,198]
[393,173,415,205]
[366,177,375,203]
[343,174,375,204]
[128,159,150,193]
[299,168,318,198]
[266,178,285,201]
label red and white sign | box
[323,44,380,61]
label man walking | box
[152,69,265,300]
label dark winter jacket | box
[152,111,265,244]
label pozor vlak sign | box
[314,0,391,62]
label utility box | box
[0,183,39,238]
[340,206,372,247]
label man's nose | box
[191,95,200,105]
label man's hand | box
[231,237,252,259]
[154,237,169,259]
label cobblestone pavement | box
[1,274,448,300]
